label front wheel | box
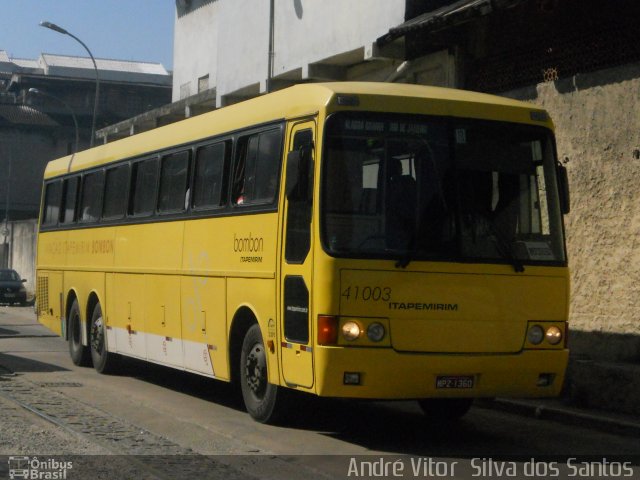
[89,303,119,374]
[418,398,473,422]
[240,324,285,423]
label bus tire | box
[68,299,91,367]
[418,398,473,422]
[240,324,284,423]
[89,303,118,374]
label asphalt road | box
[1,305,638,480]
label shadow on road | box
[0,352,70,374]
[0,327,20,336]
[108,357,507,456]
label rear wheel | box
[68,299,91,366]
[89,303,118,374]
[240,324,285,423]
[418,398,473,422]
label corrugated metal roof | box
[378,0,524,45]
[38,53,171,86]
[11,58,40,69]
[0,105,58,126]
[41,54,169,75]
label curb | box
[477,399,640,438]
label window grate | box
[36,276,49,314]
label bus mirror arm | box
[556,161,570,215]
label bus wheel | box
[89,303,118,374]
[240,324,283,423]
[418,398,473,422]
[68,299,91,367]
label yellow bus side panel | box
[145,275,183,367]
[181,275,228,379]
[109,273,146,359]
[226,277,278,385]
[115,222,184,272]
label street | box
[1,306,638,480]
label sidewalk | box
[479,397,640,438]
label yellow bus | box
[36,82,570,423]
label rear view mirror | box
[556,162,570,215]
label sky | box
[0,1,175,69]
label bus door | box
[279,119,315,389]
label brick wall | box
[508,62,640,362]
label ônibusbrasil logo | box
[8,457,73,479]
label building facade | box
[0,51,172,288]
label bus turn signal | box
[318,315,338,345]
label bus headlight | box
[545,326,563,345]
[527,325,545,345]
[342,321,361,341]
[366,322,385,342]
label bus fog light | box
[527,325,544,345]
[342,321,361,341]
[545,326,562,345]
[366,322,385,342]
[537,373,555,387]
[344,372,361,385]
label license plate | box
[436,375,474,389]
[4,293,15,298]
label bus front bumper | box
[313,347,569,399]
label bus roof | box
[43,82,552,179]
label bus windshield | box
[321,112,566,268]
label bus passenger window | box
[233,129,281,206]
[130,158,159,216]
[103,165,130,219]
[193,142,228,209]
[61,176,79,224]
[42,180,62,226]
[79,170,105,223]
[159,151,190,213]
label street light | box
[28,88,80,160]
[2,146,11,268]
[40,21,100,147]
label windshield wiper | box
[395,246,414,269]
[486,220,525,273]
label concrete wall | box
[506,62,640,363]
[172,0,406,103]
[273,0,405,75]
[0,129,66,220]
[173,0,220,101]
[217,0,271,97]
[3,220,37,297]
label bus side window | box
[193,141,229,209]
[61,176,79,224]
[42,180,63,226]
[79,170,105,223]
[158,151,190,213]
[233,129,282,206]
[103,164,130,220]
[130,158,159,217]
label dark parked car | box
[0,269,27,306]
